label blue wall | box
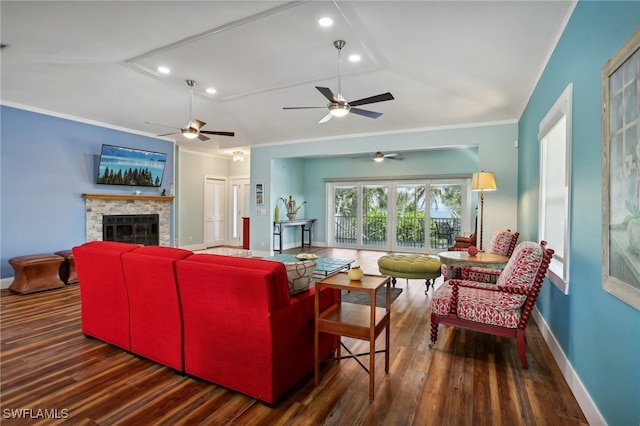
[518,2,640,424]
[0,105,175,278]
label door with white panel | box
[204,176,226,247]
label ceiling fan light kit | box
[329,103,350,117]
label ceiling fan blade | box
[350,108,383,119]
[385,154,404,160]
[316,86,337,103]
[200,131,235,137]
[349,92,394,107]
[157,132,179,137]
[197,133,210,142]
[191,119,205,130]
[319,112,333,123]
[282,106,326,110]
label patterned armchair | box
[429,241,553,368]
[442,229,519,280]
[458,229,519,282]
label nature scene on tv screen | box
[97,145,167,187]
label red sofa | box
[72,242,337,404]
[175,254,337,404]
[73,241,139,350]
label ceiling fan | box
[283,40,394,123]
[146,80,234,141]
[352,151,404,162]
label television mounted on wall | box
[96,144,167,188]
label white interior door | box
[204,176,226,247]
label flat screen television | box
[96,144,167,188]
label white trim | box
[538,83,572,294]
[532,308,606,426]
[1,277,14,290]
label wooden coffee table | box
[314,272,391,401]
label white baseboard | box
[532,308,606,426]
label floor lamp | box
[471,171,497,250]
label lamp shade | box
[471,171,497,191]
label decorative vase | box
[274,204,280,222]
[348,265,364,281]
[287,212,297,221]
[628,218,640,253]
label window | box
[538,83,572,294]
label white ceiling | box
[0,0,575,158]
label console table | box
[273,219,316,254]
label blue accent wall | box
[1,105,175,278]
[518,2,640,424]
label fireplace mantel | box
[83,193,174,202]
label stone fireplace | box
[84,194,172,246]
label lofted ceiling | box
[0,0,575,158]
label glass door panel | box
[429,183,462,250]
[362,185,388,248]
[395,183,426,250]
[333,185,358,246]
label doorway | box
[229,178,250,247]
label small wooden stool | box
[8,254,65,294]
[377,254,442,294]
[55,250,79,285]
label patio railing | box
[333,215,460,250]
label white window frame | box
[538,83,572,294]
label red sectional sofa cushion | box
[175,255,337,404]
[184,254,291,309]
[121,246,192,371]
[72,241,139,350]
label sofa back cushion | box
[72,241,139,349]
[121,245,192,370]
[180,254,290,309]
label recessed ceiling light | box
[318,17,333,27]
[206,87,217,94]
[348,54,361,62]
[157,66,170,74]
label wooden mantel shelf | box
[83,193,174,202]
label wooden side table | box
[314,272,391,401]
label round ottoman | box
[377,254,442,294]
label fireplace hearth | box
[103,214,159,245]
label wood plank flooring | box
[1,247,588,425]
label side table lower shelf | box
[314,272,391,401]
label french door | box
[329,179,469,253]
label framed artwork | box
[602,29,640,310]
[255,182,264,206]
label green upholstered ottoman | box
[377,254,442,294]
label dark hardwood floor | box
[0,247,588,425]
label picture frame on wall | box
[256,182,264,206]
[601,29,640,310]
